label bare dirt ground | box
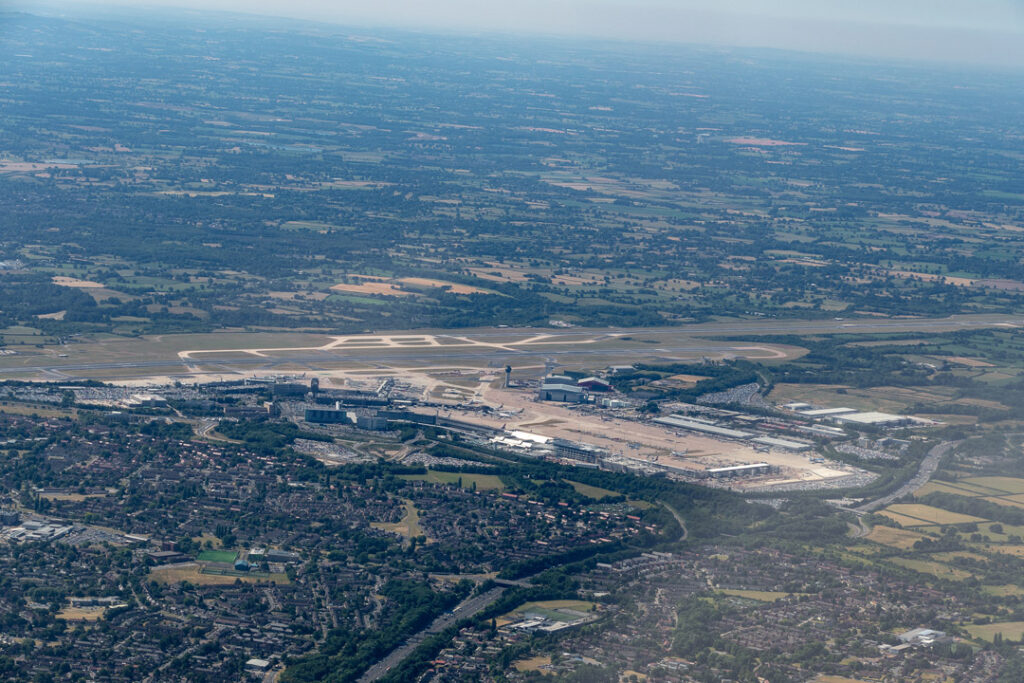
[52,276,104,288]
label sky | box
[19,0,1024,67]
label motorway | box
[357,586,506,683]
[0,314,1019,382]
[854,440,959,514]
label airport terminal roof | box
[834,411,909,425]
[653,415,752,439]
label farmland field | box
[865,526,929,550]
[881,504,986,527]
[888,558,973,581]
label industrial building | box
[751,436,811,451]
[576,376,612,392]
[653,415,753,440]
[304,407,350,424]
[538,376,586,402]
[553,439,606,462]
[705,463,772,479]
[833,411,913,427]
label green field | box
[966,621,1024,642]
[888,557,973,581]
[881,504,986,527]
[962,477,1024,495]
[400,470,506,491]
[197,550,239,563]
[563,479,620,500]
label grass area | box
[982,585,1024,597]
[878,511,935,528]
[0,402,74,418]
[983,545,1024,559]
[914,480,990,498]
[718,589,794,602]
[197,550,238,563]
[399,470,505,491]
[888,557,973,581]
[563,479,620,500]
[982,496,1024,509]
[40,492,106,502]
[812,677,874,683]
[962,476,1024,495]
[966,621,1024,642]
[150,563,289,586]
[882,503,987,526]
[371,499,426,541]
[513,656,552,673]
[56,607,111,622]
[498,599,596,626]
[865,525,929,550]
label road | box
[854,440,959,514]
[357,586,506,683]
[660,501,689,541]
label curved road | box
[854,440,959,514]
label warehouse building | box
[705,463,772,479]
[538,376,586,402]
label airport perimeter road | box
[855,440,959,514]
[357,586,506,683]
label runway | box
[0,313,1018,382]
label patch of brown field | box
[57,607,110,622]
[468,268,529,283]
[398,277,490,295]
[659,278,701,290]
[954,397,1008,409]
[726,137,805,147]
[40,492,106,502]
[551,274,603,287]
[824,145,866,152]
[36,310,66,320]
[885,269,976,286]
[344,274,390,281]
[975,279,1024,291]
[847,339,929,347]
[778,258,829,267]
[546,181,597,191]
[150,563,289,586]
[514,656,552,673]
[331,282,415,297]
[669,374,710,383]
[52,276,104,288]
[865,525,929,550]
[267,291,329,301]
[84,287,137,302]
[321,180,393,188]
[0,161,77,172]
